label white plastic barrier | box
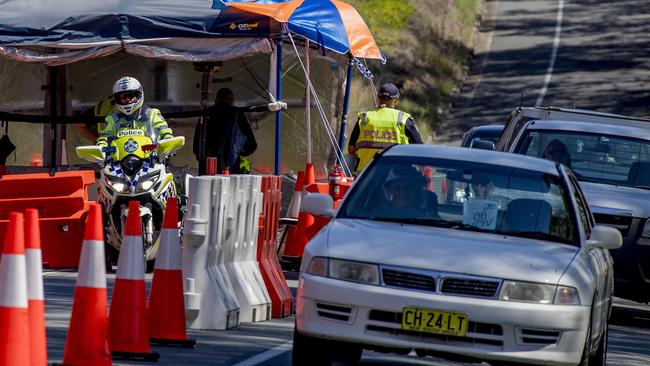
[183,176,239,330]
[223,175,271,323]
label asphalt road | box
[436,0,650,145]
[42,270,650,366]
[40,1,650,365]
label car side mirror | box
[585,225,622,250]
[301,193,335,218]
[471,140,495,150]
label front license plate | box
[401,307,469,337]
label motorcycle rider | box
[96,76,173,146]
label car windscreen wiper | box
[367,217,456,228]
[452,223,495,234]
[502,230,575,244]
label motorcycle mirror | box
[142,144,157,152]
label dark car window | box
[339,156,578,245]
[516,130,650,188]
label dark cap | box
[378,83,400,99]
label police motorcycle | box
[76,130,184,271]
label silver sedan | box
[293,145,622,366]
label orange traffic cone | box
[0,212,31,365]
[290,163,316,256]
[25,209,47,366]
[286,171,304,219]
[62,202,111,366]
[148,197,195,348]
[109,201,159,361]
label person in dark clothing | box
[193,87,286,174]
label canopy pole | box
[197,68,210,176]
[338,56,354,163]
[305,40,312,164]
[274,39,283,175]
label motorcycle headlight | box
[136,172,160,192]
[121,155,143,177]
[642,219,650,238]
[498,280,555,304]
[106,176,130,193]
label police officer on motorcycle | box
[97,76,173,146]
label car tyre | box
[580,323,607,366]
[291,327,332,366]
[332,342,362,365]
[588,324,607,366]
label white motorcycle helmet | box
[112,76,144,115]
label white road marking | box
[229,341,292,366]
[535,0,565,107]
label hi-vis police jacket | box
[353,107,414,174]
[96,105,172,146]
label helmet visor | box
[115,91,142,105]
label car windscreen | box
[339,156,578,245]
[516,130,650,188]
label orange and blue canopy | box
[218,0,384,60]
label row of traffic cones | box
[0,209,47,365]
[0,197,192,365]
[68,198,195,364]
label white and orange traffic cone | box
[286,170,304,219]
[109,200,159,361]
[0,212,31,365]
[25,209,47,366]
[148,197,195,348]
[62,202,112,366]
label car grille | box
[441,278,500,298]
[367,310,503,347]
[380,266,501,299]
[593,213,632,239]
[382,269,436,292]
[517,328,561,345]
[316,302,353,322]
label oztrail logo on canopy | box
[229,22,259,31]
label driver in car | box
[384,165,438,216]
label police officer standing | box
[348,83,422,175]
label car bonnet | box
[327,218,579,285]
[580,181,650,218]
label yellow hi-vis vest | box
[355,107,410,174]
[97,106,172,146]
[93,97,115,132]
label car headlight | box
[554,285,580,305]
[136,172,160,192]
[106,176,130,193]
[305,257,380,285]
[498,280,555,304]
[642,219,650,238]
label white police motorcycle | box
[76,130,184,271]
